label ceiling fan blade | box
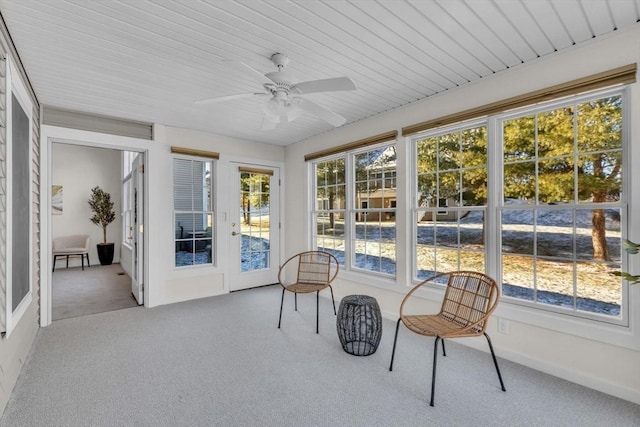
[224,60,273,86]
[194,92,267,105]
[298,99,347,127]
[291,77,356,95]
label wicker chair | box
[277,251,339,334]
[388,271,506,406]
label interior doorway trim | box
[40,126,150,327]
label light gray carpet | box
[52,263,139,321]
[2,285,639,426]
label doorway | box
[46,142,146,322]
[228,163,281,291]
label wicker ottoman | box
[336,294,382,356]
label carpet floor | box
[52,263,139,321]
[2,285,639,426]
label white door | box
[228,164,280,291]
[131,154,144,304]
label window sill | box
[496,299,638,350]
[338,269,639,351]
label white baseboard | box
[328,293,640,405]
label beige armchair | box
[52,235,90,272]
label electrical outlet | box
[497,318,509,334]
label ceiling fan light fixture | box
[286,103,303,122]
[263,97,282,122]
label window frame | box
[411,119,489,282]
[172,154,215,268]
[496,87,628,327]
[311,140,398,279]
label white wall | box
[41,124,285,316]
[51,143,122,267]
[284,27,640,404]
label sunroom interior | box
[0,0,639,419]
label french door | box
[130,153,144,304]
[228,163,280,291]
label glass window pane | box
[416,137,437,174]
[462,168,486,206]
[461,127,487,168]
[504,115,535,162]
[502,209,534,256]
[577,96,622,153]
[438,134,460,169]
[416,212,436,280]
[502,255,534,301]
[537,209,574,258]
[504,161,535,201]
[537,107,574,157]
[577,153,622,203]
[439,171,459,203]
[535,257,574,308]
[538,157,574,203]
[576,264,621,316]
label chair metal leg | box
[430,336,441,407]
[278,288,285,329]
[441,338,446,356]
[66,255,69,268]
[389,318,402,371]
[52,255,58,272]
[81,254,85,271]
[329,285,336,315]
[86,253,90,268]
[316,291,319,334]
[294,293,298,311]
[484,332,506,392]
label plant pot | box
[97,243,114,266]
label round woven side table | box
[336,294,382,356]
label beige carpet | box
[52,263,139,321]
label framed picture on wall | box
[52,185,63,215]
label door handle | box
[232,231,238,236]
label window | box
[314,157,346,263]
[121,151,137,246]
[500,93,624,320]
[413,124,488,281]
[354,146,397,275]
[173,157,214,267]
[308,86,629,327]
[313,143,397,276]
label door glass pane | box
[240,171,271,272]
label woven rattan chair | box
[277,251,339,334]
[389,271,506,406]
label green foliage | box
[612,239,640,286]
[240,172,270,224]
[503,96,622,261]
[88,186,116,244]
[416,126,487,208]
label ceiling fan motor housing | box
[270,52,289,69]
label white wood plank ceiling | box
[0,0,638,146]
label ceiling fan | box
[195,53,357,130]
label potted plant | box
[88,186,116,265]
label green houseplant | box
[614,240,640,285]
[88,186,116,265]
